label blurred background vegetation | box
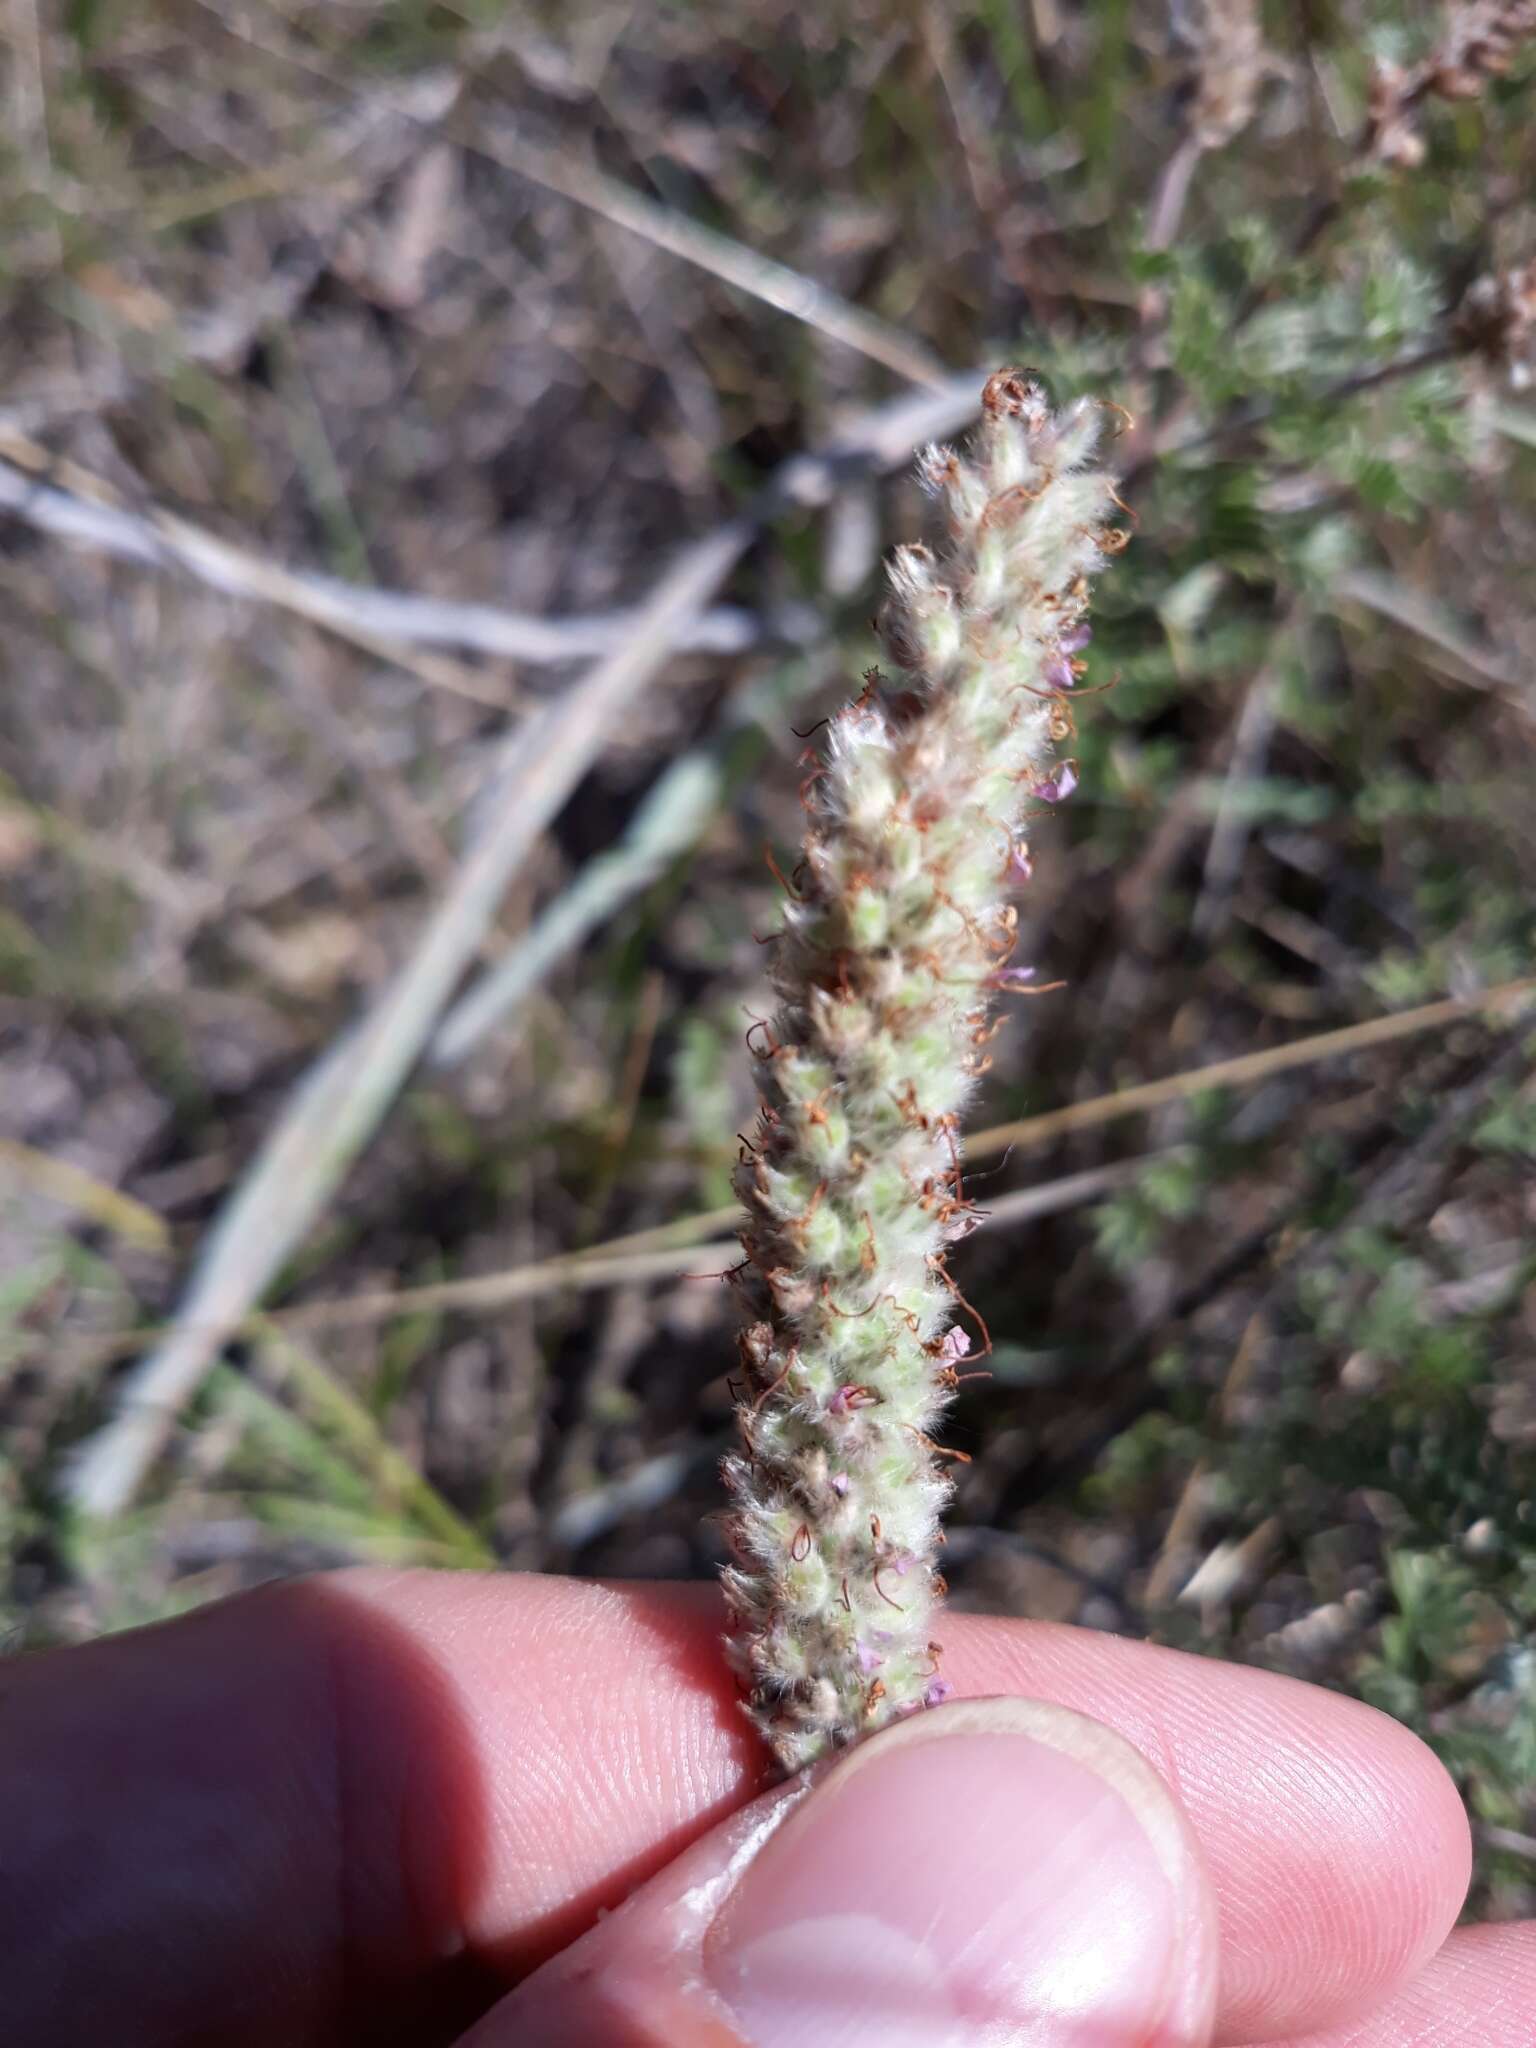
[3,0,1535,1912]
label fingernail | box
[703,1698,1210,2048]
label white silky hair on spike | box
[723,371,1125,1773]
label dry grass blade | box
[1330,566,1528,701]
[482,127,951,392]
[0,1139,170,1252]
[547,1445,707,1551]
[968,977,1536,1162]
[66,1155,1166,1365]
[287,975,1536,1333]
[429,658,817,1067]
[63,522,752,1519]
[256,1325,494,1565]
[428,751,722,1067]
[1191,658,1284,940]
[288,1159,1157,1325]
[49,976,1536,1395]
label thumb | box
[465,1696,1220,2048]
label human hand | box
[2,1568,1526,2045]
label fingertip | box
[941,1615,1472,2040]
[1190,1670,1470,2039]
[1276,1921,1536,2048]
[297,1574,1477,2039]
[1267,1687,1472,2029]
[327,1568,764,1966]
[470,1698,1220,2048]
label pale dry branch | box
[0,374,984,698]
[55,976,1536,1397]
[476,122,951,392]
[61,980,1534,1393]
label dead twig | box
[1330,567,1528,702]
[65,1153,1170,1370]
[0,423,777,692]
[0,373,985,697]
[970,977,1536,1163]
[470,118,951,393]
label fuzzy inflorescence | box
[721,370,1128,1773]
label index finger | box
[0,1568,1469,2047]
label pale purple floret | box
[830,1472,850,1497]
[1043,651,1075,691]
[856,1641,885,1675]
[925,1677,956,1707]
[1059,622,1092,654]
[937,1327,973,1365]
[990,964,1037,988]
[1036,761,1079,803]
[829,1384,861,1417]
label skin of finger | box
[936,1614,1471,2041]
[330,1570,1466,2042]
[458,1775,809,2048]
[1254,1923,1536,2048]
[0,1568,1469,2047]
[462,1700,1221,2048]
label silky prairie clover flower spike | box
[721,369,1129,1774]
